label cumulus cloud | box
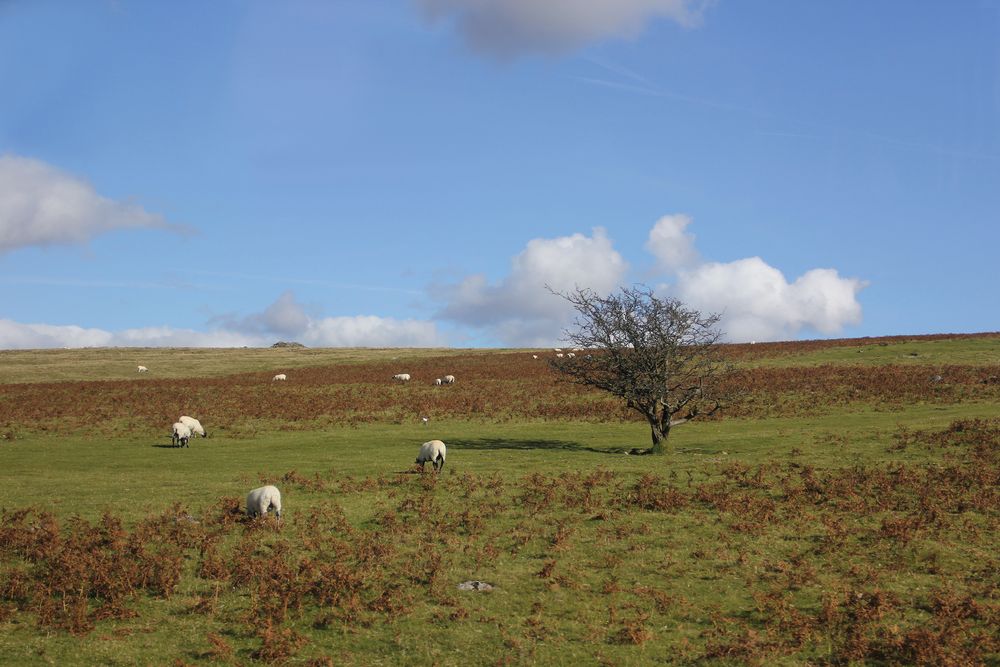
[218,290,312,336]
[645,213,699,272]
[221,291,447,347]
[302,316,442,347]
[672,258,865,342]
[642,215,866,342]
[0,155,178,253]
[436,227,628,345]
[0,292,447,350]
[417,0,710,57]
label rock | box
[457,580,494,592]
[271,341,305,348]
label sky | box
[1,0,998,349]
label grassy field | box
[0,335,998,665]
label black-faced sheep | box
[246,485,282,519]
[179,415,207,439]
[416,439,446,473]
[171,422,191,448]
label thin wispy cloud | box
[583,62,1000,163]
[183,269,425,296]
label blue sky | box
[1,0,997,348]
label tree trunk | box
[646,414,671,455]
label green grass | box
[2,404,991,521]
[747,333,1000,368]
[0,339,997,665]
[0,346,521,384]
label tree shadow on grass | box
[455,438,632,455]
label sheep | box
[137,365,148,373]
[178,415,207,439]
[393,373,411,382]
[272,373,287,381]
[434,378,443,386]
[442,374,456,384]
[246,485,282,520]
[415,439,446,473]
[566,352,575,358]
[171,422,192,448]
[553,348,562,352]
[555,353,564,358]
[532,354,538,359]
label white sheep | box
[415,439,447,473]
[442,374,456,384]
[393,373,411,382]
[567,352,575,358]
[246,485,282,520]
[171,422,192,448]
[272,373,287,381]
[434,378,443,386]
[555,353,564,358]
[137,365,148,373]
[178,415,207,439]
[532,355,538,359]
[553,348,562,352]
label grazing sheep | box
[434,378,443,386]
[171,422,192,448]
[442,374,456,384]
[246,485,282,520]
[178,415,207,439]
[555,353,564,358]
[553,348,562,352]
[415,439,446,473]
[532,354,538,359]
[393,373,411,382]
[566,353,575,358]
[272,373,287,381]
[137,365,148,373]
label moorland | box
[0,333,997,665]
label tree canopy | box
[551,285,730,455]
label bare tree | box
[550,285,730,455]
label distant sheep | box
[532,355,538,359]
[433,378,443,386]
[272,373,287,381]
[555,353,564,358]
[416,439,447,473]
[137,365,148,373]
[442,375,456,384]
[393,373,411,382]
[171,422,191,448]
[553,348,562,352]
[179,415,207,439]
[246,485,282,520]
[566,353,575,358]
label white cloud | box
[652,220,866,342]
[0,319,270,350]
[0,154,178,253]
[417,0,710,57]
[222,291,447,347]
[437,227,628,345]
[302,316,443,347]
[645,213,699,272]
[0,292,447,349]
